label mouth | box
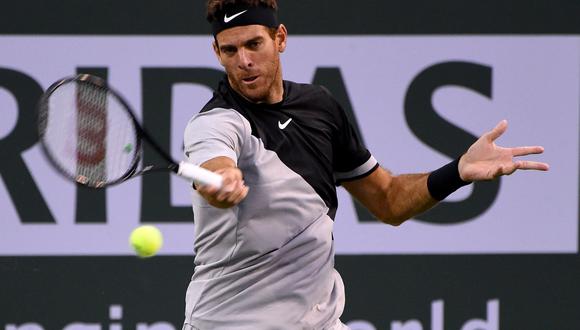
[241,75,259,84]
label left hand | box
[458,120,549,181]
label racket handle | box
[177,161,223,188]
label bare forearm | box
[382,173,437,225]
[343,168,438,226]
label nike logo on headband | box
[224,10,248,23]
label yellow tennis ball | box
[129,225,163,258]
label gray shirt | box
[183,79,378,330]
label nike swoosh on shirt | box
[278,118,293,129]
[224,10,248,23]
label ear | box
[276,24,288,53]
[212,40,224,66]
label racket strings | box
[76,83,108,185]
[42,80,139,187]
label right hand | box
[197,167,249,208]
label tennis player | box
[182,1,549,329]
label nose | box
[237,48,253,69]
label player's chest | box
[247,108,334,157]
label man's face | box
[213,24,286,103]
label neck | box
[263,75,284,104]
[266,61,284,103]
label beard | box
[228,57,281,104]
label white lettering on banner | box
[462,300,499,330]
[4,324,178,330]
[387,300,499,330]
[5,325,44,330]
[4,305,178,330]
[0,36,577,255]
[62,324,100,330]
[348,320,378,330]
[109,305,122,330]
[3,300,499,330]
[391,320,422,330]
[135,323,176,330]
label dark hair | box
[206,0,278,22]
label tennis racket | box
[37,74,223,189]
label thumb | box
[487,119,508,142]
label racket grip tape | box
[177,161,223,188]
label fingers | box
[494,161,550,177]
[224,181,249,204]
[216,180,248,202]
[489,160,549,179]
[486,119,508,142]
[514,160,550,171]
[510,145,544,157]
[215,167,243,182]
[197,181,249,207]
[509,146,549,171]
[196,167,249,208]
[197,183,219,195]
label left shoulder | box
[283,80,337,109]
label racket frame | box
[38,74,180,188]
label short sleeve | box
[183,108,248,166]
[328,95,378,184]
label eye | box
[221,46,236,56]
[248,40,261,50]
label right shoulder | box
[186,106,249,135]
[189,87,247,127]
[199,90,232,114]
[183,106,251,165]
